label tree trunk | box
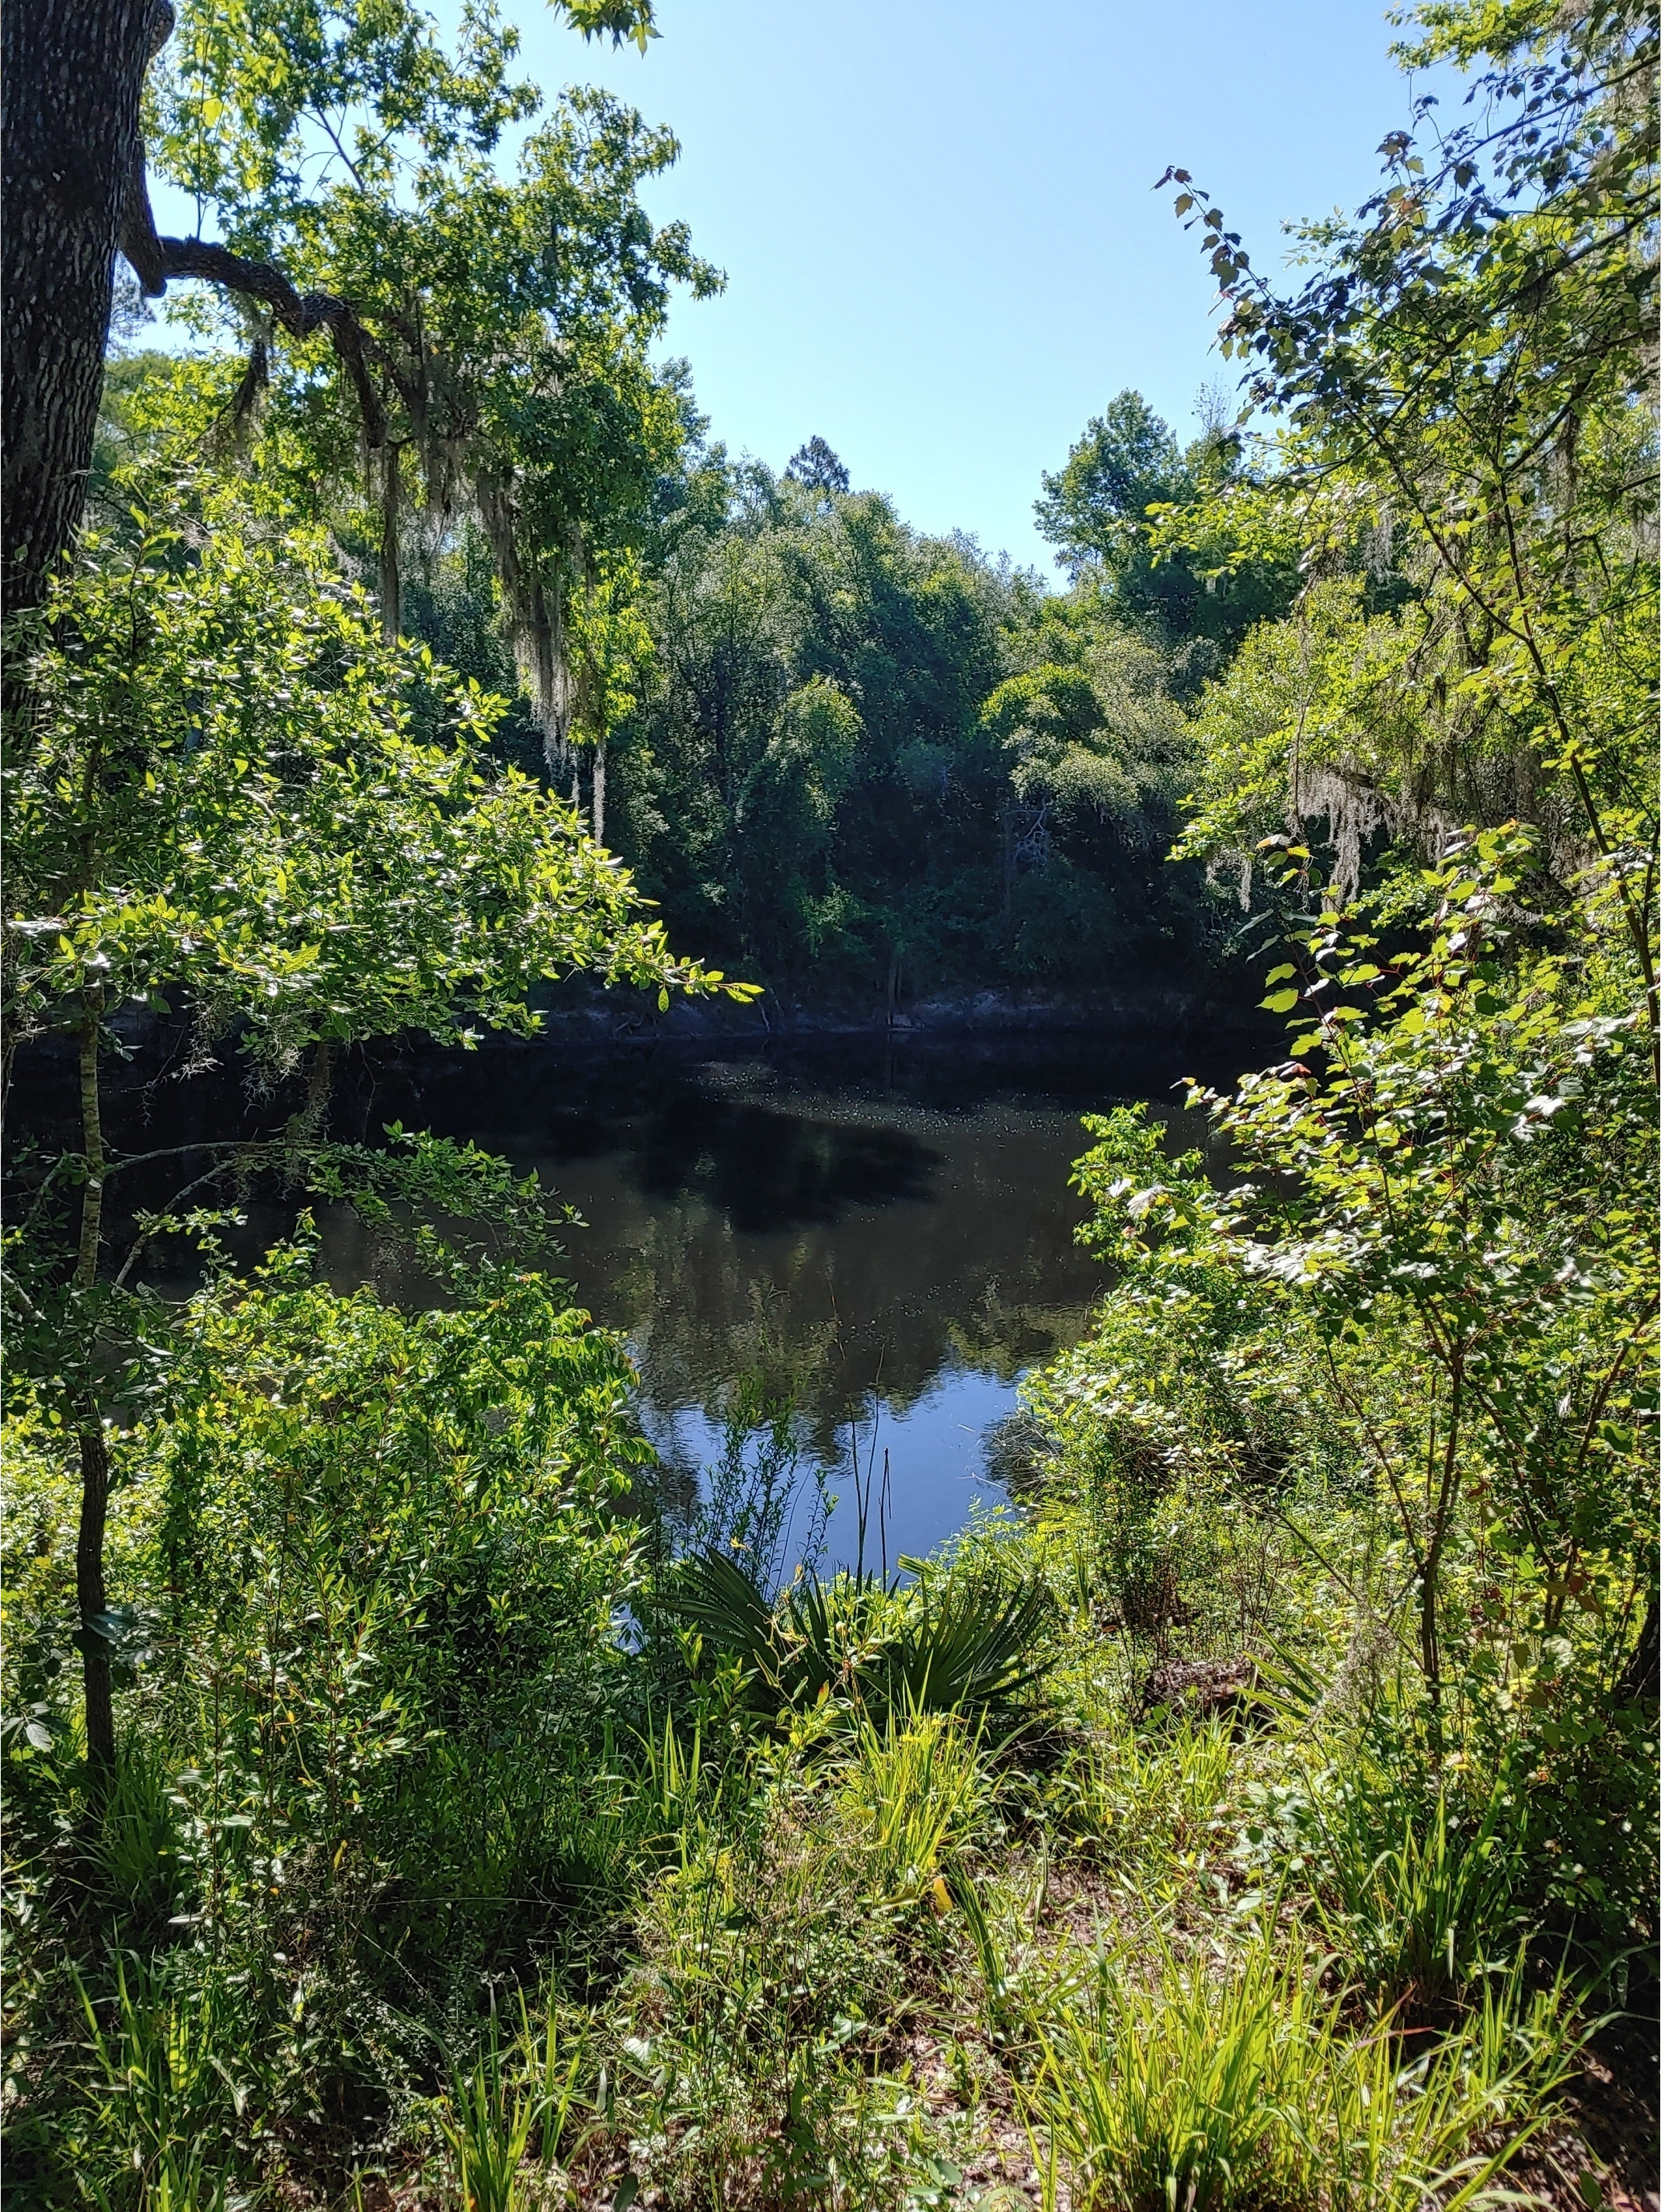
[1617,1598,1659,1706]
[591,735,608,843]
[378,442,402,644]
[77,1424,116,1776]
[2,0,158,611]
[73,1000,116,1776]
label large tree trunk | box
[2,0,158,612]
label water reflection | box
[40,1027,1262,1565]
[313,1032,1250,1561]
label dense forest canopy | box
[2,0,1656,2205]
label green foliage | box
[3,505,744,1073]
[660,1546,1055,1731]
[611,464,1219,995]
[75,1956,249,2210]
[2,1253,653,2193]
[838,1709,986,1908]
[1049,1716,1237,1901]
[1033,390,1298,670]
[1302,1754,1533,2012]
[1157,2,1656,965]
[146,0,716,770]
[1025,1930,1577,2212]
[5,2,1653,2203]
[441,2024,541,2212]
[979,625,1191,844]
[1060,827,1655,1748]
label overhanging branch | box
[152,235,385,448]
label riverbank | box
[7,954,1652,2212]
[6,1362,1652,2210]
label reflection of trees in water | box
[53,1052,1224,1439]
[944,1281,1096,1384]
[579,1101,1108,1452]
[615,1226,845,1423]
[629,1099,941,1230]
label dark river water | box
[310,1028,1253,1567]
[30,1021,1262,1570]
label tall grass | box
[76,1956,249,2210]
[1305,1755,1530,2010]
[1053,1713,1236,1876]
[1024,1931,1579,2212]
[440,2004,589,2212]
[837,1708,986,1906]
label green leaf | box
[1260,989,1300,1014]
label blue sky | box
[151,1,1460,574]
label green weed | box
[837,1707,986,1907]
[76,1956,252,2209]
[1023,1930,1577,2212]
[1305,1754,1530,2010]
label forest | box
[1,1,1656,2208]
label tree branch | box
[151,235,385,448]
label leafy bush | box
[659,1547,1055,1732]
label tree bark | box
[150,236,385,447]
[77,1424,116,1777]
[0,0,389,614]
[1617,1598,1659,1706]
[2,0,161,612]
[73,999,116,1775]
[379,442,402,644]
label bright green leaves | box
[1032,390,1297,652]
[148,0,717,743]
[979,636,1192,844]
[559,0,659,54]
[1067,819,1657,1718]
[1153,5,1657,988]
[2,506,753,1071]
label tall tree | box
[1159,0,1658,1042]
[785,435,851,496]
[3,500,750,1769]
[1034,389,1297,670]
[1,0,162,615]
[0,0,660,614]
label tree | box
[2,502,751,1772]
[2,0,161,617]
[785,436,851,497]
[608,464,1217,995]
[1140,0,1661,1716]
[1067,824,1656,1762]
[0,0,661,614]
[143,4,719,786]
[1034,391,1297,670]
[1034,391,1186,581]
[980,628,1193,850]
[1158,0,1657,1054]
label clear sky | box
[151,1,1458,575]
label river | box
[305,1028,1253,1570]
[19,1018,1260,1569]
